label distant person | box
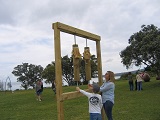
[52,81,56,94]
[76,83,103,120]
[135,79,137,90]
[127,72,134,91]
[35,80,42,101]
[40,80,43,92]
[100,71,115,120]
[136,71,143,91]
[39,80,43,99]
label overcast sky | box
[0,0,160,82]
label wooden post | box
[96,41,102,85]
[96,40,106,119]
[53,23,64,120]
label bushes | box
[143,73,150,82]
[156,76,160,80]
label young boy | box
[76,83,102,120]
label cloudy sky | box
[0,0,160,82]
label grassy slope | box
[0,78,160,120]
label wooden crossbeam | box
[52,22,101,41]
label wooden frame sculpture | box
[52,22,104,120]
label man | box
[136,72,143,91]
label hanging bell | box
[83,47,91,81]
[72,44,81,81]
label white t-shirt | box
[80,89,103,114]
[136,74,143,82]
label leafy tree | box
[12,63,43,90]
[80,55,98,84]
[61,55,74,86]
[80,59,86,83]
[42,62,55,84]
[43,55,74,86]
[43,54,98,86]
[90,55,98,77]
[120,24,160,76]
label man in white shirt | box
[136,72,143,91]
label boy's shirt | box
[79,89,103,114]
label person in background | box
[39,80,43,99]
[136,71,143,91]
[35,80,42,101]
[76,83,103,120]
[100,71,115,120]
[135,79,137,90]
[52,80,56,94]
[128,72,134,91]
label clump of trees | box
[42,55,98,86]
[12,63,43,90]
[120,24,160,78]
[42,61,55,84]
[12,55,98,89]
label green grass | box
[0,78,160,120]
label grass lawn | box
[0,77,160,120]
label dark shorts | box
[36,89,42,95]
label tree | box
[61,55,74,86]
[80,59,86,83]
[90,55,98,78]
[12,63,44,90]
[42,55,74,86]
[80,55,98,84]
[120,24,160,76]
[42,62,55,84]
[43,54,98,86]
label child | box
[76,83,102,120]
[35,80,42,101]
